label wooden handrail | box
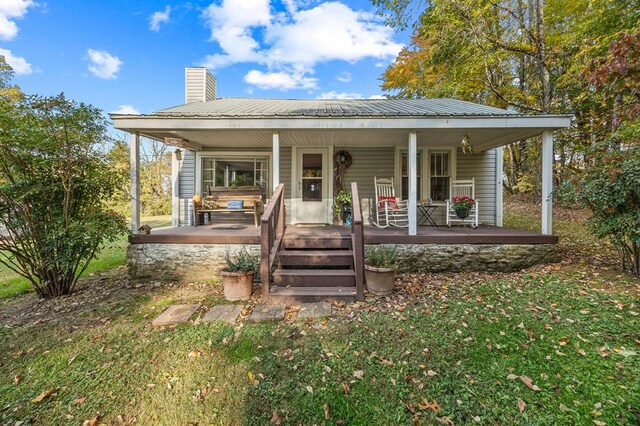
[260,184,286,303]
[350,182,365,301]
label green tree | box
[0,91,128,298]
[372,0,640,192]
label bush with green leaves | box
[565,123,640,275]
[365,245,398,269]
[223,247,259,273]
[0,91,128,298]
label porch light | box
[175,148,182,161]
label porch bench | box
[193,186,264,227]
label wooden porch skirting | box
[127,225,557,281]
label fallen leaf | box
[473,415,481,422]
[435,416,454,425]
[306,385,313,393]
[578,349,587,356]
[323,403,330,420]
[427,370,438,377]
[507,374,518,380]
[518,399,526,413]
[593,421,605,426]
[73,396,88,405]
[353,370,364,379]
[270,411,281,425]
[14,374,23,385]
[32,388,57,403]
[341,382,350,394]
[591,410,602,416]
[519,375,541,391]
[188,351,201,358]
[83,414,101,426]
[598,347,610,358]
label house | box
[111,68,572,303]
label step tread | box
[270,286,357,296]
[273,269,355,276]
[279,250,354,256]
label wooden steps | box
[268,235,357,303]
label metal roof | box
[152,97,521,118]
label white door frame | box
[291,146,331,224]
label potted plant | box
[333,190,352,226]
[220,247,258,301]
[364,245,398,296]
[452,195,475,219]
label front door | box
[295,148,329,223]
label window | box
[201,156,269,196]
[429,152,450,201]
[401,152,421,201]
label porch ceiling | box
[131,127,551,152]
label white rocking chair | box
[371,177,409,228]
[446,178,479,228]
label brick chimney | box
[185,67,216,103]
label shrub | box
[0,93,128,297]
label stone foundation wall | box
[127,244,261,281]
[393,244,557,273]
[127,243,557,281]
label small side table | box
[417,204,439,227]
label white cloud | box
[245,69,317,90]
[0,0,34,40]
[368,94,386,99]
[336,71,351,83]
[149,5,171,32]
[317,90,362,99]
[111,104,140,114]
[87,49,123,79]
[199,1,403,90]
[0,48,32,75]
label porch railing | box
[350,182,365,301]
[260,184,286,302]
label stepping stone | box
[202,305,244,324]
[249,304,285,322]
[298,302,332,319]
[152,304,200,327]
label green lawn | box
[0,207,638,425]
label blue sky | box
[2,0,409,116]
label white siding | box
[338,146,396,223]
[178,149,196,225]
[279,147,293,224]
[456,148,497,226]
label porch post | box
[495,146,504,227]
[541,130,553,235]
[130,132,141,234]
[408,131,418,236]
[171,148,180,227]
[272,131,280,191]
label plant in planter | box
[452,195,475,219]
[364,245,398,296]
[333,190,352,226]
[220,247,258,301]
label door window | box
[301,153,322,202]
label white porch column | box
[495,146,504,227]
[541,130,553,235]
[130,132,141,234]
[272,131,280,191]
[408,131,418,236]
[171,149,180,227]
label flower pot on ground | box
[364,245,398,296]
[220,248,258,301]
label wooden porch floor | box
[130,224,557,245]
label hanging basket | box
[455,208,470,219]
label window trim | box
[395,146,456,205]
[195,151,272,197]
